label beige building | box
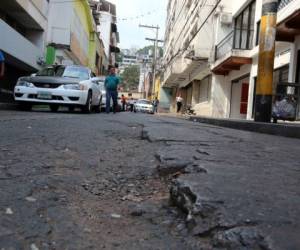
[163,0,300,120]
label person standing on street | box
[176,95,183,113]
[0,50,5,79]
[121,94,126,111]
[105,67,120,114]
[153,97,159,113]
[129,98,134,112]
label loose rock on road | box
[0,109,299,250]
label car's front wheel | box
[50,104,59,112]
[82,91,92,113]
[94,98,102,113]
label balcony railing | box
[278,0,295,11]
[215,31,234,61]
[215,29,254,61]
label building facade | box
[97,0,120,69]
[46,0,98,71]
[163,0,300,119]
[0,0,49,98]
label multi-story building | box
[163,0,216,112]
[211,0,300,120]
[163,0,300,120]
[0,0,49,98]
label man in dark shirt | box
[104,67,120,113]
[0,50,5,78]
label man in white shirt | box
[176,95,183,113]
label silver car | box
[134,99,154,114]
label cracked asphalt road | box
[0,109,299,250]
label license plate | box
[37,91,52,100]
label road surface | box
[0,109,299,249]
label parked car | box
[134,99,154,114]
[14,65,102,113]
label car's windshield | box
[138,100,152,105]
[36,66,89,80]
[62,66,89,80]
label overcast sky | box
[109,0,167,50]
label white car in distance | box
[14,65,102,113]
[134,99,154,114]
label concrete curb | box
[189,116,300,139]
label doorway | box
[230,75,250,119]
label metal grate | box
[278,0,294,10]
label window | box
[233,1,256,50]
[255,20,261,46]
[199,75,211,103]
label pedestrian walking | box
[176,95,183,113]
[104,67,120,114]
[121,94,126,111]
[0,50,5,78]
[153,97,159,113]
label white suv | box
[14,65,102,113]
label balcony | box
[278,0,295,11]
[212,30,252,75]
[276,0,300,42]
[0,19,41,70]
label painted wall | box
[47,0,96,67]
[72,0,93,66]
[47,1,72,46]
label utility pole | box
[139,24,160,100]
[145,38,164,97]
[254,0,279,122]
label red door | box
[240,83,249,115]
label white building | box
[162,0,216,112]
[163,0,300,120]
[98,0,120,68]
[211,0,300,120]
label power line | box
[164,0,206,57]
[50,0,158,22]
[162,0,221,69]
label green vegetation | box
[120,65,140,91]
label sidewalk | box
[157,113,300,139]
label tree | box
[120,65,140,91]
[137,45,163,58]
